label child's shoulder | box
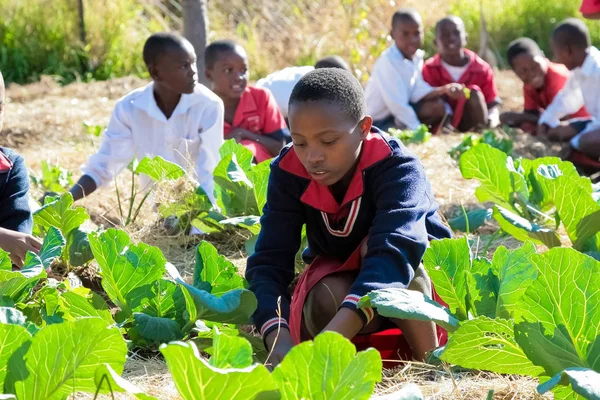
[465,49,494,72]
[190,83,223,105]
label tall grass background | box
[0,0,598,85]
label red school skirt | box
[288,243,448,365]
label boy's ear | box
[148,64,159,81]
[205,68,213,82]
[360,116,373,138]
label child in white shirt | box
[365,9,463,132]
[69,32,224,201]
[538,18,600,168]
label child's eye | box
[224,68,232,73]
[294,142,306,148]
[323,139,337,146]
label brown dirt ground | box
[5,71,556,399]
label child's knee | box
[407,264,433,298]
[417,99,446,124]
[303,272,355,335]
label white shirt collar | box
[581,46,600,77]
[132,82,209,122]
[390,45,424,64]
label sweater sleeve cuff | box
[260,317,289,338]
[339,294,375,325]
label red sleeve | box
[258,88,287,136]
[421,61,439,87]
[479,63,499,106]
[523,85,539,112]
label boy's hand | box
[264,328,294,370]
[442,83,466,100]
[0,228,42,268]
[226,127,252,143]
[537,123,550,137]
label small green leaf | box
[493,205,561,248]
[160,341,278,400]
[59,290,114,324]
[423,237,471,320]
[219,139,254,171]
[33,192,89,236]
[448,208,492,232]
[538,368,600,399]
[67,227,94,267]
[0,253,47,303]
[10,318,127,400]
[466,258,498,318]
[135,156,185,182]
[130,313,183,344]
[441,316,544,376]
[178,284,257,325]
[38,226,65,269]
[250,159,271,213]
[0,249,11,271]
[272,331,382,400]
[515,248,600,376]
[94,363,157,400]
[219,216,261,235]
[210,328,253,369]
[193,241,246,295]
[359,288,460,333]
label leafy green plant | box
[388,124,432,145]
[116,156,185,226]
[359,237,600,399]
[459,144,600,251]
[30,161,74,194]
[81,121,103,137]
[449,130,514,160]
[161,330,382,400]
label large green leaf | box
[492,243,537,319]
[38,226,65,269]
[94,363,157,400]
[538,173,600,252]
[219,139,254,172]
[130,313,183,345]
[135,156,185,182]
[250,159,271,213]
[89,229,166,316]
[493,205,561,248]
[8,318,127,400]
[359,288,460,333]
[67,227,94,267]
[193,241,246,295]
[448,208,493,233]
[422,237,470,320]
[160,341,278,400]
[459,144,523,212]
[219,216,262,235]
[0,323,31,387]
[58,289,114,324]
[33,192,89,236]
[209,328,253,369]
[515,248,600,376]
[179,284,256,324]
[272,331,382,400]
[465,258,498,318]
[213,153,258,216]
[0,249,11,271]
[538,368,600,399]
[441,316,544,376]
[0,253,47,303]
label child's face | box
[435,19,467,60]
[551,40,579,70]
[511,53,546,89]
[206,47,249,100]
[391,19,424,58]
[151,41,198,94]
[288,101,370,187]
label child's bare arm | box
[69,175,97,202]
[0,227,42,267]
[500,111,539,126]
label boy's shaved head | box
[205,40,245,69]
[507,37,543,66]
[143,32,192,66]
[392,8,422,28]
[289,68,365,123]
[314,56,351,72]
[552,18,590,50]
[435,15,465,35]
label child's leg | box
[577,128,600,159]
[389,264,438,361]
[458,90,488,132]
[415,98,447,127]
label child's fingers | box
[27,235,43,252]
[9,253,24,268]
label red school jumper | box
[422,49,499,128]
[224,86,289,162]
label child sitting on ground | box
[246,68,452,368]
[538,18,600,172]
[0,70,41,267]
[69,33,224,202]
[500,38,589,133]
[257,56,351,121]
[365,9,464,132]
[205,40,290,163]
[422,16,501,131]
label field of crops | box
[0,71,599,400]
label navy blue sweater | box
[0,148,33,234]
[245,131,451,337]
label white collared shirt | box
[365,46,434,130]
[539,46,600,128]
[256,66,314,118]
[82,82,224,198]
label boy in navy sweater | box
[246,69,451,367]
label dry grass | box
[5,71,558,399]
